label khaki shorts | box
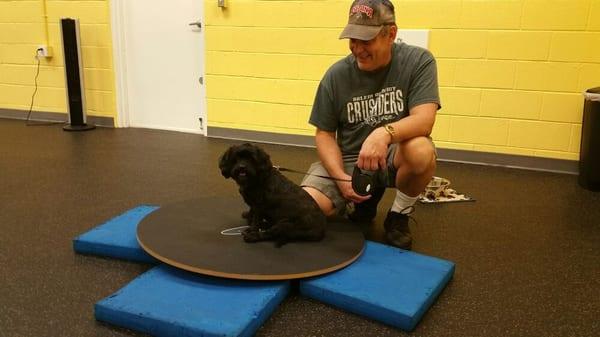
[301,139,436,215]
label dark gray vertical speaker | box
[60,18,95,131]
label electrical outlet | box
[218,0,226,8]
[36,45,53,58]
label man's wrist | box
[381,124,395,143]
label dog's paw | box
[242,228,261,242]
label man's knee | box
[400,137,436,174]
[302,186,336,217]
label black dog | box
[219,143,326,247]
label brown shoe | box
[383,209,414,250]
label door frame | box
[109,0,207,135]
[110,0,130,128]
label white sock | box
[391,190,418,214]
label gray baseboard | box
[435,148,578,175]
[208,126,579,175]
[0,108,114,127]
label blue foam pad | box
[96,265,290,337]
[299,241,454,331]
[73,205,159,263]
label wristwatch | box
[383,123,395,139]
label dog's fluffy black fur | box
[219,143,326,247]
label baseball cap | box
[339,0,396,40]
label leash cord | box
[273,166,352,182]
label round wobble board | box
[137,197,365,280]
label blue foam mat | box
[73,205,159,263]
[95,265,290,337]
[299,241,454,331]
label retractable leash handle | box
[351,165,376,196]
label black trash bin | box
[578,87,600,191]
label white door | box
[116,0,205,134]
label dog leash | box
[273,166,352,182]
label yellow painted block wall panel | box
[0,84,32,107]
[429,30,487,59]
[0,0,115,120]
[0,64,64,87]
[86,90,115,115]
[450,116,509,146]
[487,31,551,61]
[590,1,600,31]
[83,68,114,91]
[207,26,347,55]
[0,44,43,64]
[454,60,516,89]
[35,87,66,109]
[45,1,109,24]
[459,0,522,30]
[549,32,600,63]
[570,125,582,153]
[206,75,318,106]
[472,145,535,157]
[515,62,581,92]
[206,51,338,81]
[439,87,480,116]
[395,0,461,29]
[436,59,455,87]
[206,0,348,28]
[433,141,473,151]
[202,0,599,160]
[0,23,45,43]
[541,93,583,123]
[208,98,310,131]
[580,64,600,91]
[480,89,541,120]
[431,114,450,141]
[81,47,113,69]
[0,1,43,23]
[522,0,590,31]
[1,0,597,158]
[55,24,112,47]
[508,120,572,151]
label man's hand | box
[357,127,391,171]
[337,172,371,204]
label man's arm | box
[357,102,438,171]
[315,128,370,203]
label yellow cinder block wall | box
[2,1,598,161]
[205,0,349,136]
[0,0,116,121]
[206,0,600,161]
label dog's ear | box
[218,146,234,178]
[253,145,273,173]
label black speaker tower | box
[60,18,95,131]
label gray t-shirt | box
[309,42,440,158]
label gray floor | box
[1,118,598,337]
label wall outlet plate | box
[37,45,53,58]
[396,29,429,49]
